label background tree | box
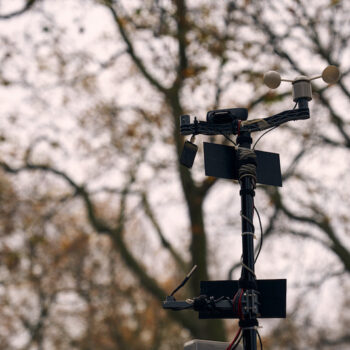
[0,0,350,349]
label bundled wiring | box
[231,289,244,318]
[180,108,309,136]
[238,289,244,320]
[252,102,300,149]
[237,148,257,186]
[240,108,309,133]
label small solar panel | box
[203,142,282,187]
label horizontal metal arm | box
[180,108,309,136]
[163,296,195,310]
[241,108,309,133]
[163,290,260,320]
[163,296,233,312]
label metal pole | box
[237,131,257,350]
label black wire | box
[231,334,243,350]
[257,329,263,350]
[221,132,237,146]
[293,101,298,109]
[206,125,237,146]
[252,126,277,149]
[170,277,189,296]
[254,206,263,263]
[170,265,197,296]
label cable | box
[238,289,244,319]
[254,206,263,263]
[221,132,237,146]
[232,289,239,316]
[226,328,242,350]
[240,209,257,277]
[252,126,277,149]
[257,329,263,350]
[206,124,237,146]
[231,334,243,350]
[170,265,197,296]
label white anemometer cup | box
[263,65,340,108]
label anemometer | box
[163,66,340,350]
[264,65,340,106]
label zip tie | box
[240,257,256,278]
[237,148,257,187]
[240,212,254,227]
[239,173,257,184]
[242,232,256,239]
[241,326,261,331]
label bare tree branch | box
[318,334,350,347]
[292,268,345,290]
[317,91,350,147]
[269,188,350,273]
[173,0,189,88]
[102,1,168,94]
[141,192,188,272]
[0,0,37,20]
[282,147,309,181]
[287,229,329,248]
[297,1,350,100]
[248,1,350,150]
[0,160,201,335]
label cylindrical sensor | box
[292,76,312,102]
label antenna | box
[170,265,198,297]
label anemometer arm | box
[180,106,310,137]
[264,65,340,107]
[180,66,339,138]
